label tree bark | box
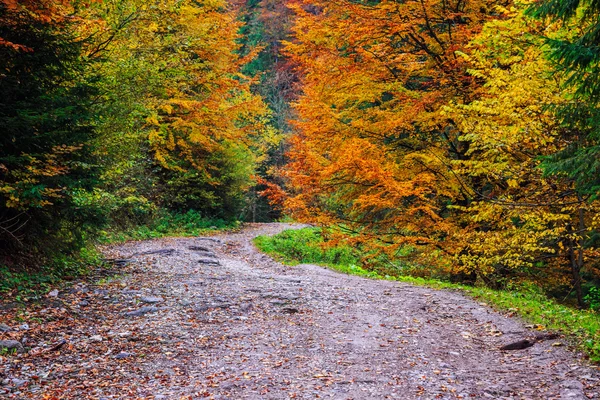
[568,203,586,308]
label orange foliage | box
[281,0,600,297]
[0,0,77,50]
[256,176,287,208]
[282,0,501,268]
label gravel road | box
[1,223,599,399]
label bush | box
[254,228,360,267]
[585,287,600,311]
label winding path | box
[1,223,599,399]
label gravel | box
[2,223,599,399]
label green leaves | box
[0,0,272,268]
[528,0,600,198]
[0,0,100,258]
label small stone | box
[562,380,584,391]
[198,258,220,265]
[78,300,89,307]
[19,323,29,331]
[106,259,132,267]
[124,306,159,317]
[77,285,89,293]
[11,378,28,388]
[0,323,11,332]
[0,340,25,353]
[189,246,210,252]
[121,289,143,295]
[279,276,302,283]
[500,339,535,351]
[140,296,164,304]
[115,352,133,359]
[89,335,103,342]
[48,289,59,298]
[561,391,584,399]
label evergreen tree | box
[530,0,600,199]
[0,1,98,258]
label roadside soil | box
[1,223,599,399]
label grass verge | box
[254,227,600,363]
[0,247,103,301]
[1,210,239,298]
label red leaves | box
[256,177,287,208]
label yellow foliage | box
[283,0,600,290]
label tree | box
[282,0,503,271]
[0,0,99,259]
[281,0,600,303]
[0,0,272,268]
[143,0,269,217]
[236,0,298,221]
[79,0,270,221]
[444,5,600,304]
[529,0,600,200]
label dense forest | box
[1,0,599,308]
[0,0,280,280]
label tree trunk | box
[568,204,586,308]
[569,239,584,308]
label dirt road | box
[1,223,599,399]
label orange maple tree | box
[282,0,503,271]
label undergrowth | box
[254,227,600,363]
[96,209,239,244]
[1,210,238,297]
[0,247,103,300]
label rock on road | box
[1,223,599,399]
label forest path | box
[2,223,600,399]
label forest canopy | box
[0,0,271,265]
[280,0,600,307]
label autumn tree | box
[281,0,600,304]
[528,0,600,303]
[443,5,600,304]
[138,0,266,217]
[78,0,270,221]
[235,0,298,221]
[282,0,504,272]
[0,0,272,270]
